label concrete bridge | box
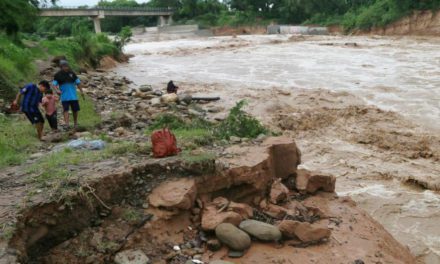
[39,6,174,33]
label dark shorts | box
[24,111,44,125]
[46,113,58,130]
[62,100,80,112]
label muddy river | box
[115,34,440,263]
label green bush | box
[216,100,267,139]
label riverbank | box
[0,36,422,264]
[114,33,440,263]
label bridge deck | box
[39,7,174,17]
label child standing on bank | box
[41,89,59,131]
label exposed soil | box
[365,10,440,36]
[0,137,416,264]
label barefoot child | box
[41,88,59,131]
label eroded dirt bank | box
[114,34,440,263]
[365,10,440,36]
[1,137,416,264]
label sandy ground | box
[114,34,440,263]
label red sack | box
[151,128,181,158]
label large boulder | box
[148,179,197,210]
[278,220,331,243]
[239,220,282,241]
[215,223,251,251]
[269,179,289,204]
[295,169,336,194]
[196,137,301,198]
[263,137,301,179]
[114,249,150,264]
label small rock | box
[139,85,153,92]
[202,205,242,231]
[354,260,365,264]
[173,245,181,251]
[207,239,222,251]
[278,220,331,242]
[228,202,253,219]
[215,223,251,251]
[228,250,244,258]
[30,152,44,159]
[150,98,161,106]
[188,108,204,117]
[207,106,224,113]
[260,200,287,219]
[153,90,163,96]
[134,122,147,130]
[229,136,241,143]
[269,179,289,204]
[178,94,193,105]
[114,127,128,136]
[114,249,149,264]
[239,220,282,241]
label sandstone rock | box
[228,201,253,219]
[269,179,289,204]
[278,220,331,242]
[149,178,197,210]
[161,93,178,104]
[215,223,251,251]
[201,205,242,231]
[262,137,301,179]
[260,199,287,219]
[239,220,282,241]
[114,249,149,264]
[196,136,301,200]
[295,169,336,194]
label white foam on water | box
[337,184,397,199]
[117,35,440,131]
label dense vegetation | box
[33,0,440,34]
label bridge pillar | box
[158,16,166,27]
[92,17,102,33]
[167,15,173,25]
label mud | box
[2,138,416,264]
[114,34,440,263]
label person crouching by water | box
[12,81,49,140]
[53,60,84,130]
[41,88,59,132]
[167,80,179,94]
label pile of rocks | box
[147,161,336,260]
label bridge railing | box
[40,6,175,12]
